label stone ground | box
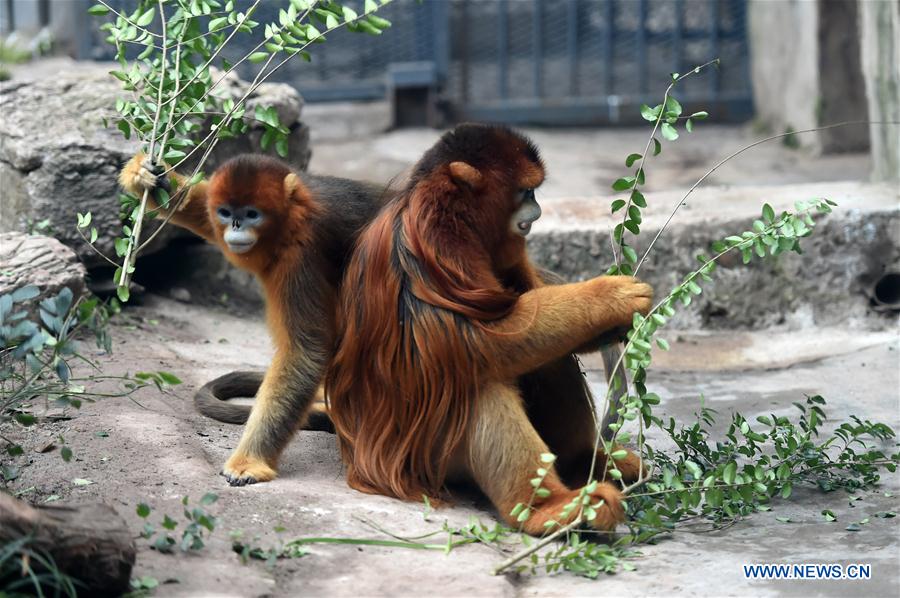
[3,103,899,597]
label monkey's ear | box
[449,161,483,189]
[283,172,312,204]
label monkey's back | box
[300,173,396,284]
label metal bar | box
[603,0,615,94]
[498,0,509,99]
[5,0,15,32]
[709,0,721,100]
[673,0,683,77]
[458,0,470,103]
[637,0,647,93]
[567,0,578,96]
[431,0,450,84]
[533,0,543,98]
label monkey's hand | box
[119,153,172,208]
[590,275,653,331]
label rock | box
[0,61,311,268]
[169,287,192,303]
[0,232,87,310]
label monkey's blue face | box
[510,189,541,237]
[216,205,265,254]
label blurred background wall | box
[2,0,897,179]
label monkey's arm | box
[483,276,651,380]
[534,268,628,353]
[119,153,216,243]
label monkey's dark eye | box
[217,207,232,219]
[519,189,535,203]
[246,209,259,220]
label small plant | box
[0,537,80,597]
[230,525,309,569]
[1,286,181,466]
[136,493,219,553]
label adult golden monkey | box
[326,124,651,534]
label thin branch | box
[614,59,720,265]
[117,0,169,289]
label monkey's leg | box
[221,347,326,486]
[194,371,333,432]
[519,357,643,487]
[119,152,216,242]
[464,382,625,536]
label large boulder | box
[0,60,311,268]
[0,232,87,310]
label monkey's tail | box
[193,370,334,433]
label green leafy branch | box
[608,58,718,274]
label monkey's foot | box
[221,454,277,486]
[515,481,625,535]
[597,445,645,484]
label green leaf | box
[162,514,178,530]
[275,136,289,158]
[199,492,219,506]
[60,446,73,462]
[157,371,182,385]
[762,203,775,223]
[821,509,836,522]
[722,461,737,485]
[135,8,155,27]
[249,51,270,63]
[685,118,693,133]
[631,189,647,207]
[611,199,626,213]
[656,338,670,351]
[117,119,131,139]
[652,137,662,156]
[640,104,660,122]
[14,413,36,426]
[137,503,151,518]
[664,96,682,117]
[622,245,638,264]
[612,176,636,191]
[691,111,709,119]
[209,16,228,31]
[87,4,110,16]
[625,153,642,167]
[660,122,679,141]
[11,285,39,302]
[72,478,94,486]
[117,285,130,302]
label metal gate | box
[72,0,753,125]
